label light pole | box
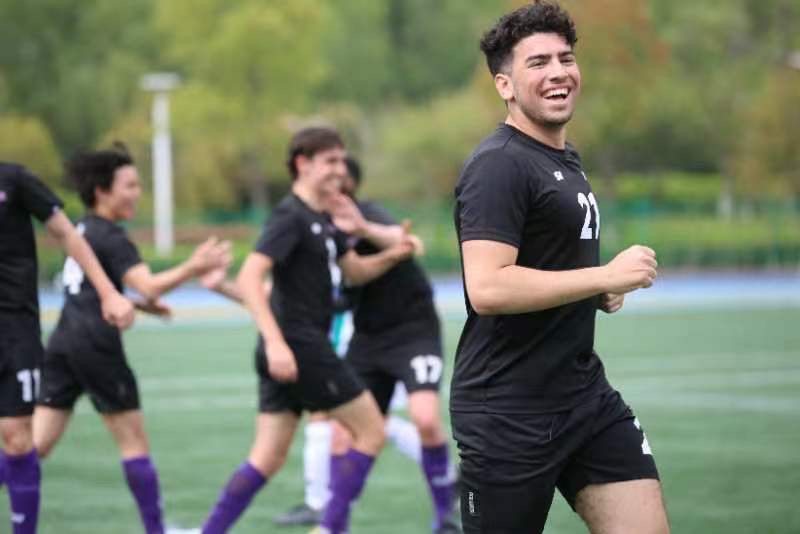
[140,72,180,257]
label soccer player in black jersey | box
[452,3,669,533]
[199,127,414,534]
[0,161,134,534]
[325,157,460,533]
[30,145,229,534]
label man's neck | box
[292,182,325,212]
[505,112,567,150]
[92,205,116,221]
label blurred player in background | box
[0,160,134,534]
[452,2,668,533]
[197,127,414,534]
[30,144,230,534]
[272,157,459,533]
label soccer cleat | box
[274,502,322,526]
[435,511,462,534]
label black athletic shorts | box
[38,330,140,414]
[256,334,365,414]
[453,389,659,534]
[0,312,43,417]
[346,319,443,414]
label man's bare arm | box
[46,211,135,329]
[462,240,657,315]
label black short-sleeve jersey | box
[255,194,349,338]
[452,124,610,414]
[0,163,63,318]
[50,214,142,352]
[350,201,438,334]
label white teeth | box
[544,88,569,98]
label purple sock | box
[0,450,6,487]
[122,456,164,534]
[5,449,40,534]
[422,444,453,529]
[321,449,375,534]
[202,462,266,534]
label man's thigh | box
[575,479,669,534]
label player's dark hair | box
[286,127,344,180]
[67,142,134,208]
[345,156,361,185]
[480,1,577,76]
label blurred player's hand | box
[598,292,624,314]
[603,245,657,294]
[386,220,416,262]
[266,340,298,382]
[133,298,173,319]
[329,193,367,236]
[188,237,233,276]
[101,291,136,330]
[199,266,228,290]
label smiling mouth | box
[543,88,570,101]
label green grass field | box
[3,306,799,533]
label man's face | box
[96,164,141,221]
[497,32,581,128]
[297,146,347,198]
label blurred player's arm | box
[237,253,296,382]
[45,210,135,329]
[330,193,424,253]
[199,266,273,305]
[462,240,657,315]
[123,237,231,301]
[131,298,172,318]
[338,225,415,285]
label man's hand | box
[266,340,298,383]
[598,292,625,314]
[187,237,233,277]
[384,220,416,262]
[329,193,367,237]
[133,298,173,319]
[101,292,136,330]
[603,245,657,294]
[199,266,227,290]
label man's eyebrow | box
[525,53,552,63]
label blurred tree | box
[0,0,159,154]
[154,0,332,211]
[0,114,62,185]
[321,0,502,105]
[732,68,800,199]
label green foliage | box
[3,0,800,269]
[0,114,62,186]
[0,0,158,153]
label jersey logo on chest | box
[310,222,322,235]
[553,170,565,182]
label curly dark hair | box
[286,127,344,180]
[480,1,578,76]
[66,142,134,208]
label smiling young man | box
[452,2,669,533]
[199,127,414,534]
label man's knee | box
[0,417,34,455]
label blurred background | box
[1,0,798,275]
[1,1,799,533]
